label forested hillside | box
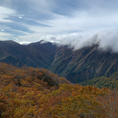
[0,41,118,83]
[0,63,117,118]
[81,72,118,89]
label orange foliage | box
[0,63,117,118]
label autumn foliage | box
[0,63,117,118]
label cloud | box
[60,30,118,52]
[16,29,118,52]
[0,6,15,22]
[0,32,13,40]
[0,0,117,52]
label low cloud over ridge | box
[0,0,117,52]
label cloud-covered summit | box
[0,0,117,51]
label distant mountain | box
[0,40,56,68]
[0,40,118,83]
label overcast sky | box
[0,0,117,51]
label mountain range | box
[0,40,118,83]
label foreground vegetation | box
[0,63,117,118]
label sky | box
[0,0,118,51]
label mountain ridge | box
[0,40,118,83]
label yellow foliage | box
[0,63,117,118]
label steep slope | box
[26,41,57,68]
[51,44,118,83]
[0,41,33,66]
[0,40,118,83]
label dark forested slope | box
[0,40,118,83]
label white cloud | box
[28,0,54,12]
[16,29,118,52]
[0,0,117,52]
[23,9,117,35]
[0,32,12,40]
[0,6,15,22]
